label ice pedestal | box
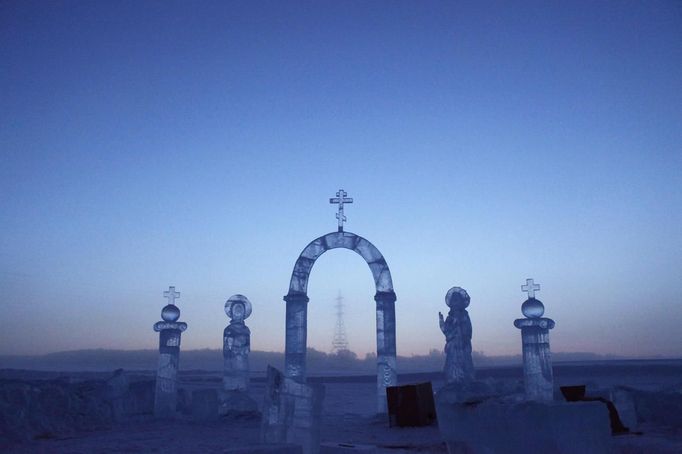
[435,396,610,454]
[153,319,187,418]
[374,291,398,413]
[514,296,555,401]
[153,287,187,419]
[284,293,309,381]
[261,366,325,454]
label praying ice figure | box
[439,287,475,385]
[223,294,252,391]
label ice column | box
[439,287,475,385]
[284,293,309,381]
[375,291,398,413]
[153,286,187,418]
[514,279,555,401]
[223,294,252,391]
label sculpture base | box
[435,397,610,454]
[219,389,258,416]
[261,366,325,454]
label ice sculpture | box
[223,294,252,391]
[439,287,475,385]
[284,231,397,413]
[284,190,397,413]
[329,188,353,232]
[153,286,187,418]
[514,278,555,401]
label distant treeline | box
[0,348,625,373]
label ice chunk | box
[630,388,682,428]
[435,396,610,454]
[610,387,637,430]
[320,443,376,453]
[219,389,259,416]
[261,366,325,454]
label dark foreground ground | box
[2,360,682,453]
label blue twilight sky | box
[1,1,681,358]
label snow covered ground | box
[2,360,681,453]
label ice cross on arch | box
[329,189,353,232]
[521,278,540,299]
[163,286,180,305]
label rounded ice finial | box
[225,294,252,322]
[161,304,180,322]
[445,287,470,310]
[522,298,545,318]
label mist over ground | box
[0,348,632,373]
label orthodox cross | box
[163,286,181,305]
[521,278,540,299]
[329,189,353,232]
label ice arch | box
[284,231,397,413]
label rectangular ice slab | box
[629,387,682,428]
[320,443,376,453]
[386,382,436,427]
[261,366,325,454]
[435,398,610,454]
[225,445,303,453]
[192,389,218,421]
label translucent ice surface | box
[515,280,555,402]
[521,278,540,299]
[154,286,186,418]
[440,287,475,385]
[161,304,180,322]
[329,188,353,232]
[223,294,252,392]
[285,231,398,412]
[522,298,545,318]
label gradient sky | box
[1,1,681,359]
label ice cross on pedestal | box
[329,189,353,232]
[521,278,540,299]
[514,279,555,401]
[153,286,187,418]
[163,286,180,305]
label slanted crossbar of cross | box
[329,189,353,232]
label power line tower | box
[331,290,349,353]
